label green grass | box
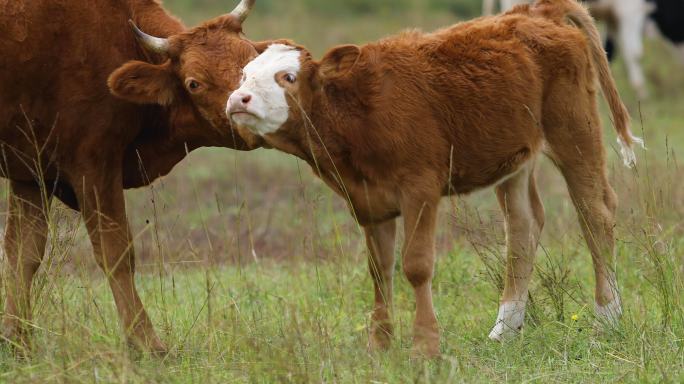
[2,3,684,383]
[1,240,682,382]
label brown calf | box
[227,0,642,356]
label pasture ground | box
[1,3,683,383]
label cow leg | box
[400,192,440,357]
[559,161,621,324]
[544,101,622,325]
[616,7,648,99]
[483,0,495,15]
[1,182,49,349]
[74,172,166,354]
[364,219,396,351]
[488,162,544,341]
[676,43,684,66]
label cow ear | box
[318,45,361,80]
[108,60,177,105]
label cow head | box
[108,0,261,140]
[226,43,362,146]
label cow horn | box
[230,0,256,23]
[128,20,169,54]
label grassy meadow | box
[1,1,684,382]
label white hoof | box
[488,301,526,342]
[595,297,622,326]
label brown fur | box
[0,0,265,353]
[244,0,636,355]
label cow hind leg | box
[489,162,544,341]
[560,162,621,324]
[543,95,622,326]
[2,181,49,351]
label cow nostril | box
[241,94,252,104]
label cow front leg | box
[364,219,397,351]
[74,172,166,354]
[400,193,440,358]
[2,181,49,351]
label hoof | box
[488,321,521,342]
[595,297,622,327]
[1,326,32,358]
[410,341,440,359]
[369,324,393,351]
[127,333,168,357]
[488,301,525,342]
[411,325,440,358]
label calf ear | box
[319,45,361,80]
[108,60,177,106]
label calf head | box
[227,43,364,152]
[108,0,260,137]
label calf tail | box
[534,0,644,167]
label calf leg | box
[2,182,49,349]
[489,163,544,341]
[543,95,622,325]
[74,172,165,353]
[400,193,440,357]
[561,164,621,324]
[364,219,397,350]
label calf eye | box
[185,78,202,92]
[283,73,297,84]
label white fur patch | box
[595,296,623,326]
[618,134,645,168]
[228,44,301,135]
[595,274,622,325]
[488,301,526,341]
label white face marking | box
[226,44,301,136]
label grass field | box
[1,2,683,383]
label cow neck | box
[291,90,368,194]
[122,102,206,188]
[128,0,185,37]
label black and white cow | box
[484,0,684,99]
[648,0,684,61]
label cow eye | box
[185,78,202,92]
[283,73,296,84]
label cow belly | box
[446,145,537,195]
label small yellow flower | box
[571,314,579,322]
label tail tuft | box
[618,134,645,168]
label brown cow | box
[227,0,643,356]
[0,0,264,353]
